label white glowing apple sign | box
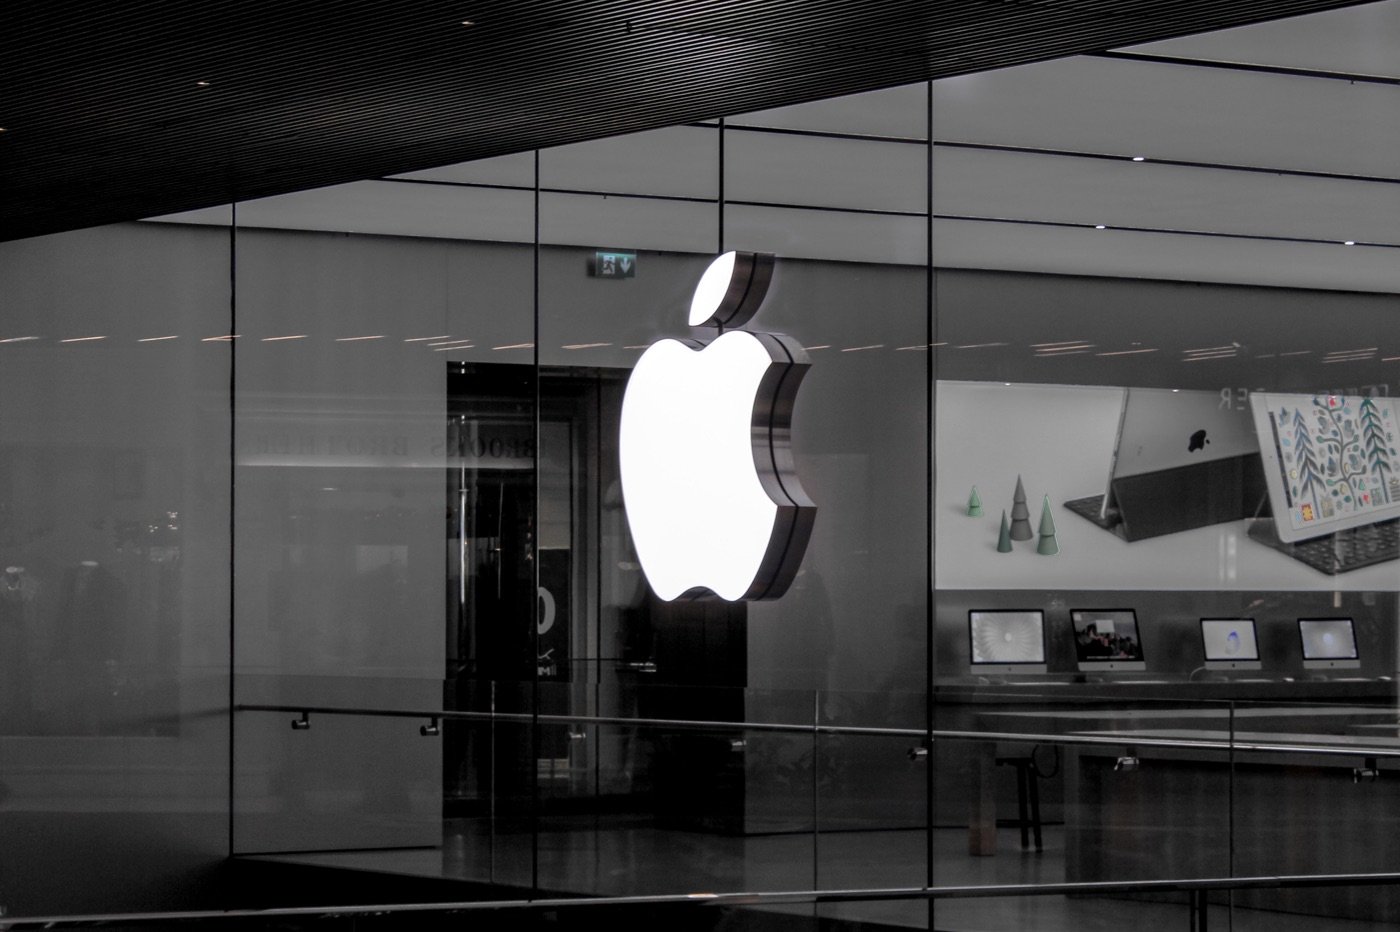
[620,252,816,601]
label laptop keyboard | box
[1064,494,1119,530]
[1248,518,1400,575]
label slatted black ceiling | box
[0,0,1373,242]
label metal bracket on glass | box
[1354,756,1380,783]
[291,711,311,731]
[420,717,441,737]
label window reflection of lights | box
[404,335,452,342]
[1323,348,1377,365]
[1382,356,1400,362]
[262,335,307,342]
[427,339,474,348]
[562,343,611,350]
[1096,348,1159,356]
[335,335,385,342]
[1035,343,1093,355]
[841,344,884,352]
[60,336,106,343]
[895,345,928,351]
[431,344,475,351]
[202,334,239,342]
[493,343,534,350]
[1279,350,1312,357]
[802,345,831,351]
[955,342,1007,349]
[1035,348,1090,357]
[1182,352,1236,362]
[1185,345,1235,353]
[138,335,179,342]
[1031,341,1089,348]
[0,336,40,343]
[624,345,650,350]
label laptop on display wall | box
[1065,388,1264,541]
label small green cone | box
[967,485,983,517]
[1036,495,1059,555]
[996,510,1013,553]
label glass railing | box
[211,679,1400,930]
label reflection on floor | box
[251,823,1400,932]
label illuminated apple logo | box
[620,251,816,601]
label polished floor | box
[253,822,1400,931]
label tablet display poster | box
[1266,396,1400,534]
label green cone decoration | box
[1036,494,1060,556]
[1009,475,1034,541]
[996,509,1013,553]
[967,485,983,517]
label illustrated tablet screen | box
[1250,392,1400,542]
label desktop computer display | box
[1071,609,1147,672]
[1298,617,1361,670]
[968,610,1047,675]
[1201,618,1262,671]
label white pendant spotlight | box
[620,252,816,601]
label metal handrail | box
[237,703,1400,759]
[8,870,1400,929]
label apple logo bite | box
[1188,428,1209,452]
[619,252,816,601]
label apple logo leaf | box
[688,251,775,329]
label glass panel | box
[0,218,232,915]
[929,7,1400,930]
[231,175,534,862]
[1232,697,1400,923]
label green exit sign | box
[590,251,636,279]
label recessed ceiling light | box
[1343,240,1356,246]
[461,19,475,25]
[1131,156,1146,162]
[1094,224,1107,230]
[195,80,211,87]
